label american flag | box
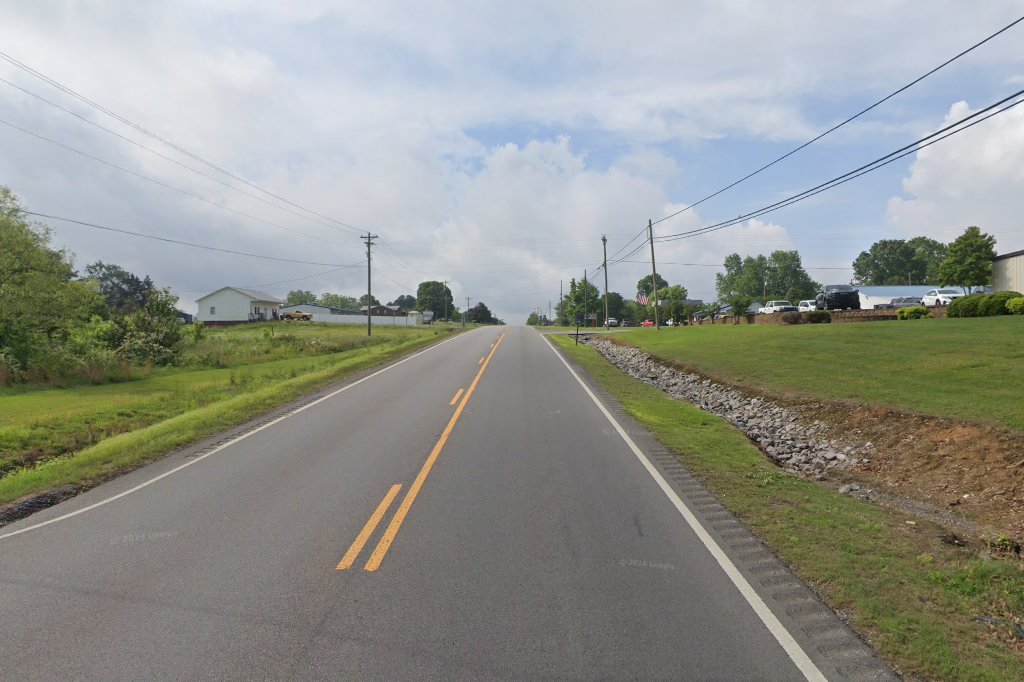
[636,292,649,305]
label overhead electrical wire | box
[653,88,1024,244]
[24,211,366,267]
[0,76,359,238]
[0,116,351,247]
[0,49,366,236]
[648,12,1024,229]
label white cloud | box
[887,100,1024,253]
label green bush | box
[1007,297,1024,315]
[978,291,1022,317]
[947,293,985,318]
[0,348,23,385]
[780,311,802,324]
[805,310,831,324]
[897,306,931,320]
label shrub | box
[1007,297,1024,315]
[805,310,831,324]
[897,306,930,320]
[0,348,23,385]
[947,293,985,318]
[779,311,802,324]
[978,290,1022,316]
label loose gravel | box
[583,335,876,477]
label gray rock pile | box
[584,336,875,476]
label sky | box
[2,1,1023,323]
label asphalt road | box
[0,326,891,681]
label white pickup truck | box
[758,300,798,314]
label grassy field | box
[0,323,455,504]
[613,316,1024,431]
[551,334,1024,681]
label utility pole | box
[602,235,609,329]
[443,280,449,324]
[648,219,660,330]
[363,232,379,337]
[559,280,563,325]
[464,296,470,328]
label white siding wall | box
[994,254,1024,292]
[196,289,252,322]
[310,313,422,326]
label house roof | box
[994,249,1024,261]
[196,287,283,304]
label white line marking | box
[541,334,828,682]
[0,331,477,541]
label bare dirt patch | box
[792,400,1024,545]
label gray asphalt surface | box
[0,326,878,680]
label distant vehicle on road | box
[282,311,313,321]
[759,301,797,314]
[606,317,619,327]
[921,288,963,306]
[798,300,816,312]
[816,284,860,311]
[874,296,923,309]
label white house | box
[195,287,283,323]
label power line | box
[0,76,358,237]
[24,211,366,267]
[0,49,366,236]
[0,116,350,247]
[653,88,1024,244]
[648,13,1024,230]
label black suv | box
[816,284,861,311]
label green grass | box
[0,324,454,502]
[613,316,1024,430]
[551,334,1024,681]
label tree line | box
[1,187,190,385]
[285,280,502,325]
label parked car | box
[921,288,963,306]
[798,300,816,312]
[641,319,655,327]
[874,296,923,309]
[758,300,798,314]
[606,317,619,327]
[816,284,860,311]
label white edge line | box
[0,330,476,541]
[541,334,828,682]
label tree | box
[939,226,997,293]
[285,289,317,306]
[389,294,416,309]
[415,281,454,319]
[605,291,624,321]
[466,301,495,324]
[906,236,949,284]
[723,294,754,323]
[636,273,669,297]
[318,292,359,310]
[358,294,381,307]
[0,188,103,373]
[851,240,925,285]
[84,261,154,314]
[716,250,819,302]
[661,284,689,322]
[526,312,539,325]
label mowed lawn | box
[0,323,449,477]
[615,316,1024,431]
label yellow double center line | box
[339,332,506,572]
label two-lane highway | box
[0,326,876,680]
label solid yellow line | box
[336,484,402,570]
[364,332,507,572]
[449,388,464,406]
